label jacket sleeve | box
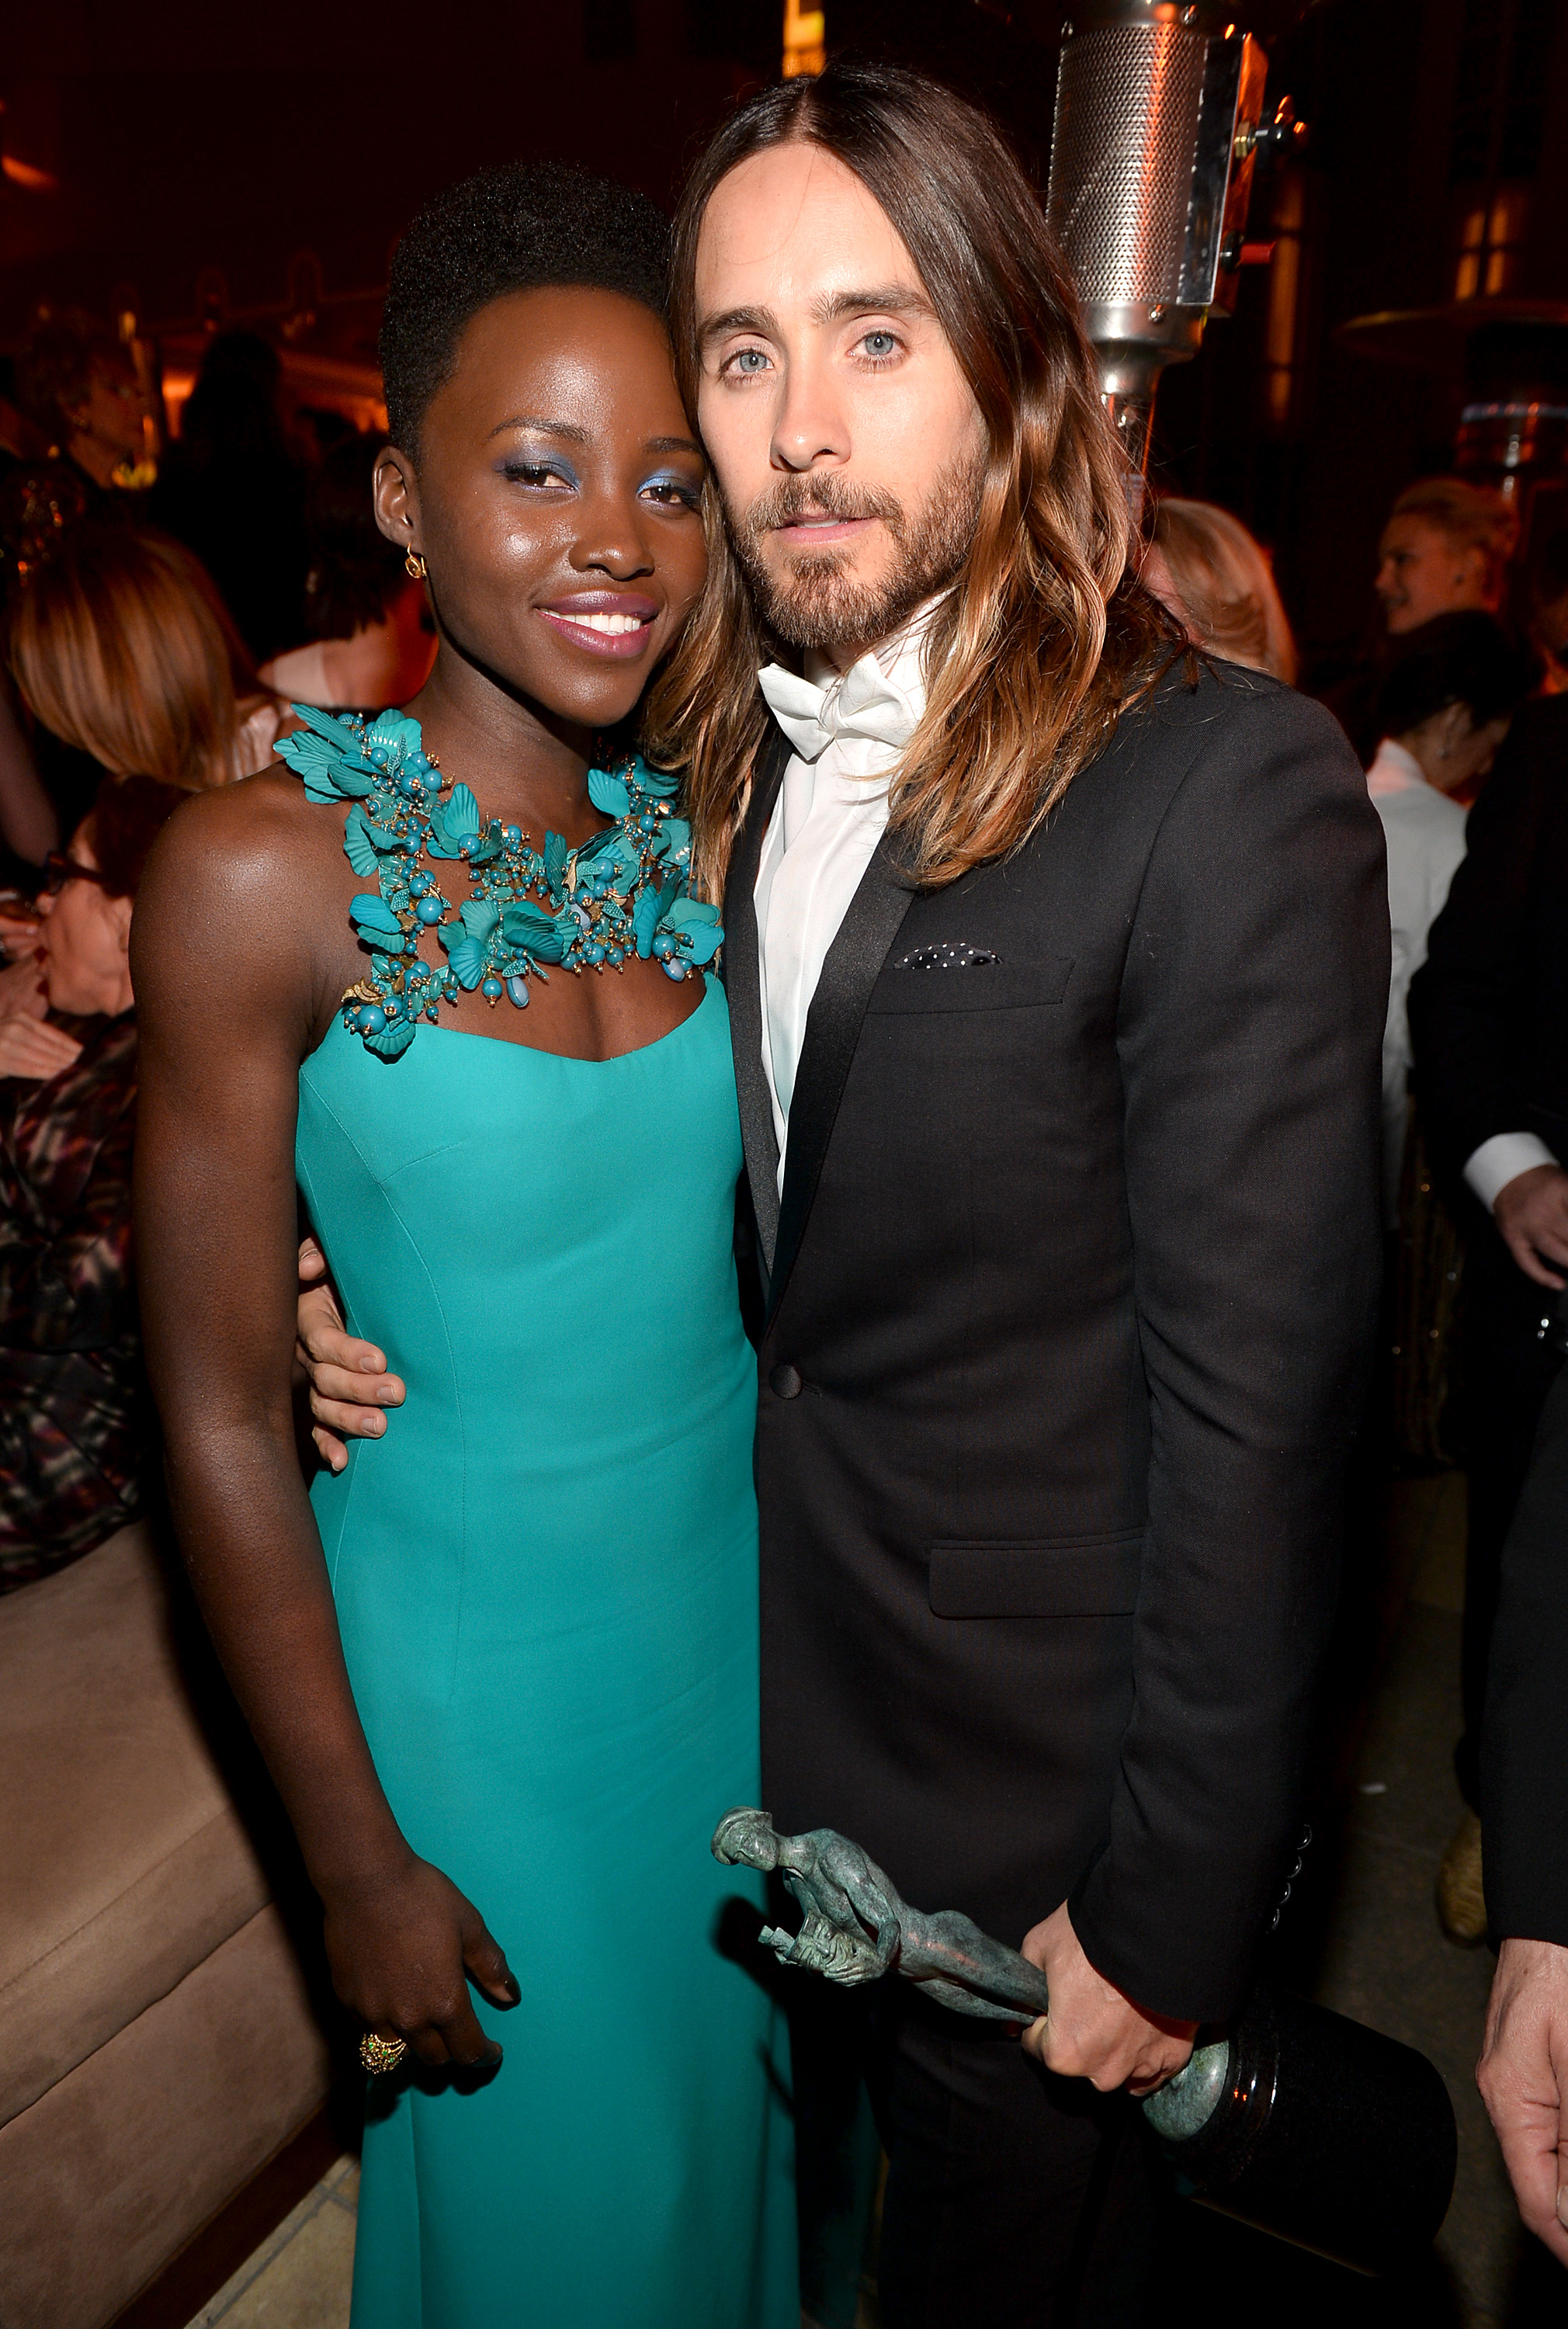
[1407,714,1549,1186]
[1068,681,1388,2022]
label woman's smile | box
[536,588,661,659]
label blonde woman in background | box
[1146,496,1299,684]
[9,525,288,796]
[1375,474,1515,637]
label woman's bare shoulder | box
[133,768,355,1033]
[143,767,345,908]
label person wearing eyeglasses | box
[0,776,183,1588]
[0,845,126,1079]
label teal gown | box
[295,987,796,2328]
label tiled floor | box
[1164,1470,1562,2326]
[184,1474,1563,2327]
[182,2156,357,2327]
[1287,1473,1521,2322]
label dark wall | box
[5,0,1566,661]
[0,1,782,337]
[1150,0,1568,667]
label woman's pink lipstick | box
[536,590,660,660]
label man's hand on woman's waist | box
[296,1234,405,1471]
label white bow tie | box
[758,651,921,765]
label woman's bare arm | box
[134,783,515,2065]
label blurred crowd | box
[0,305,434,1590]
[2,296,1565,1992]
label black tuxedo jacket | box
[1408,693,1568,1190]
[722,658,1387,2024]
[1483,1359,1568,1943]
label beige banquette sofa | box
[0,1521,335,2328]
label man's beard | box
[727,453,984,657]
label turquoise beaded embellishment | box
[273,705,722,1061]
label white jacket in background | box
[1366,736,1469,1224]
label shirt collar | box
[1366,737,1428,797]
[758,595,946,765]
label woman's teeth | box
[559,609,647,634]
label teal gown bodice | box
[296,986,795,2328]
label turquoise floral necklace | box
[274,705,721,1061]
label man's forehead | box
[694,144,921,309]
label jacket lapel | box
[722,724,789,1277]
[765,827,917,1329]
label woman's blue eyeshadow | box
[498,453,580,486]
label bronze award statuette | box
[713,1809,1457,2277]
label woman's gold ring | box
[360,2032,408,2075]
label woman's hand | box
[0,954,47,1018]
[0,909,41,961]
[0,1011,83,1080]
[322,1851,519,2070]
[296,1234,405,1471]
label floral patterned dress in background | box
[0,1012,146,1587]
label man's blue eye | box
[734,349,768,373]
[863,332,897,358]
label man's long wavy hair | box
[644,61,1178,897]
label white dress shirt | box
[1466,1129,1559,1211]
[1365,738,1469,1223]
[754,609,935,1189]
[1365,738,1560,1213]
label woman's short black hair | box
[380,164,671,456]
[1376,610,1537,739]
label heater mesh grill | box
[1046,23,1209,307]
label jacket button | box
[769,1362,803,1399]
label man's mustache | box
[739,475,905,540]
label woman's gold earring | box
[404,548,427,579]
